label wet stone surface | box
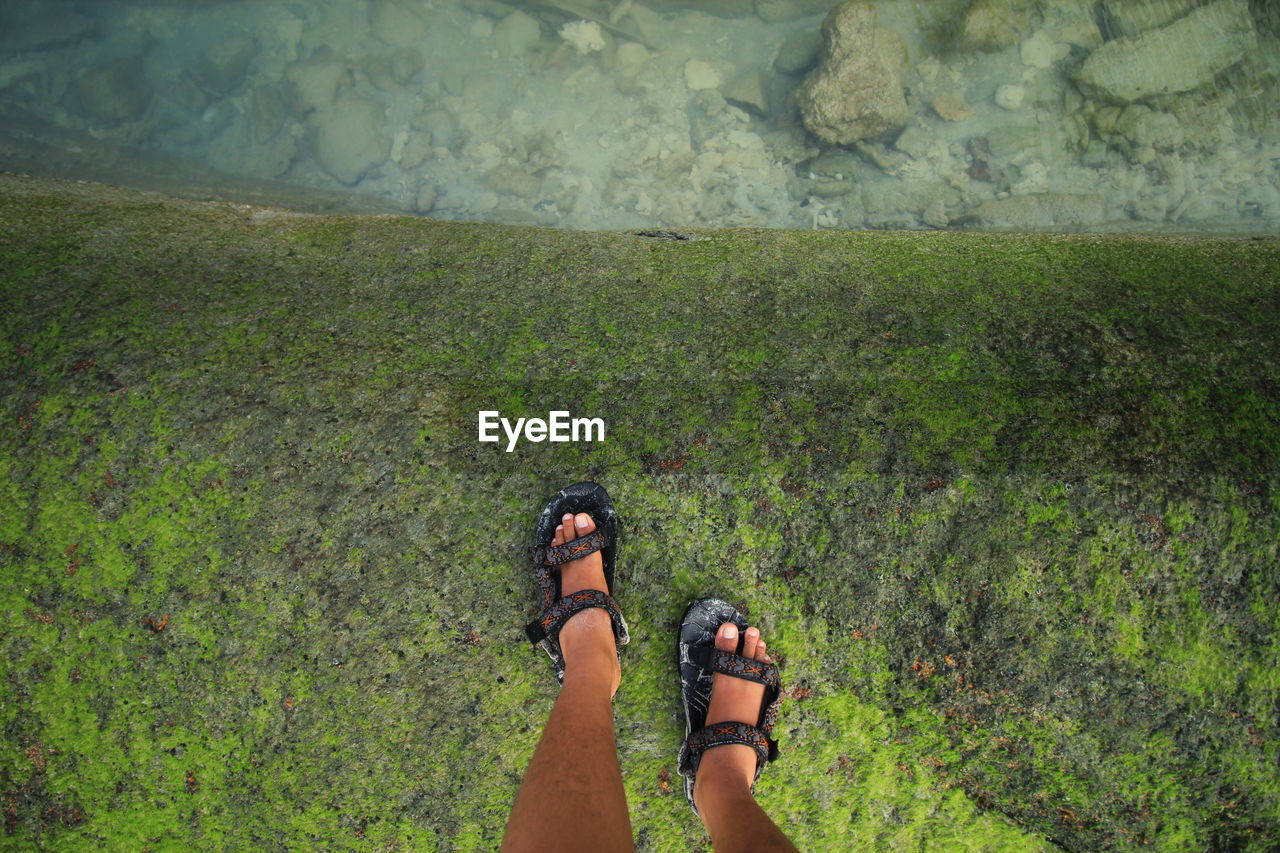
[1,175,1278,850]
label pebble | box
[995,84,1026,110]
[930,95,972,122]
[684,59,722,90]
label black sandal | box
[676,597,783,815]
[524,482,629,685]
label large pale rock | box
[494,11,542,56]
[314,95,389,185]
[962,193,1108,229]
[1076,0,1256,102]
[797,1,908,144]
[368,0,428,47]
[1103,0,1199,38]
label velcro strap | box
[689,644,783,739]
[689,645,781,691]
[536,528,607,567]
[678,722,779,778]
[525,589,628,647]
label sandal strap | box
[535,528,607,567]
[677,645,784,787]
[524,589,629,648]
[530,528,611,613]
[688,645,784,733]
[678,721,780,780]
[688,645,780,691]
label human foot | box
[551,512,621,696]
[692,622,772,806]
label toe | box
[741,626,760,660]
[757,640,770,663]
[553,523,565,545]
[714,621,739,653]
[572,511,595,540]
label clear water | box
[1,0,1277,232]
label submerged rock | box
[69,57,151,124]
[313,95,390,185]
[961,193,1108,229]
[685,0,756,18]
[754,0,806,23]
[615,41,650,73]
[723,70,769,117]
[930,94,972,121]
[1039,0,1102,49]
[285,49,353,115]
[959,0,1033,52]
[368,0,428,47]
[210,117,297,179]
[685,59,722,91]
[862,178,959,220]
[1076,0,1256,102]
[2,4,96,53]
[249,83,287,144]
[361,48,424,93]
[774,29,822,76]
[494,11,542,57]
[1101,0,1200,38]
[1018,30,1063,69]
[994,83,1025,110]
[797,1,908,144]
[755,0,838,23]
[558,20,604,55]
[1114,104,1184,150]
[415,182,438,213]
[893,123,932,159]
[482,163,542,198]
[196,33,257,94]
[984,121,1040,157]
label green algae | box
[1,175,1278,850]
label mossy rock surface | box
[1,174,1278,851]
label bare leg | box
[692,623,799,853]
[501,513,632,853]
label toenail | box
[722,624,737,640]
[747,628,759,639]
[574,514,589,530]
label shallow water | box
[1,0,1277,231]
